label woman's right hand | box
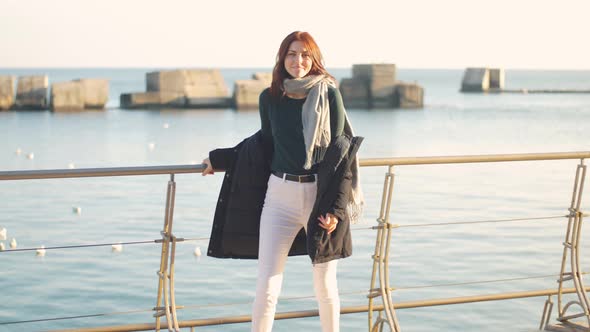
[202,158,214,176]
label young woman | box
[202,31,363,332]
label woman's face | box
[284,40,313,79]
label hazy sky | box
[1,0,589,69]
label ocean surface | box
[1,68,590,331]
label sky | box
[1,0,589,69]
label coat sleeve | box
[326,165,352,222]
[209,147,237,171]
[209,136,249,171]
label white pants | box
[252,174,340,332]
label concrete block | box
[184,69,228,98]
[184,83,228,98]
[146,70,186,93]
[233,79,269,109]
[120,92,185,109]
[341,63,423,109]
[339,78,369,109]
[75,78,109,109]
[394,83,424,108]
[0,75,15,110]
[369,83,396,108]
[489,68,505,89]
[252,72,272,85]
[352,64,396,83]
[51,81,84,112]
[15,75,49,109]
[461,68,490,92]
[185,96,232,108]
[369,80,396,99]
[371,99,394,109]
[350,64,397,104]
[147,69,229,98]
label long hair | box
[269,31,334,102]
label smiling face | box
[284,40,313,79]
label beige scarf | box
[283,75,365,224]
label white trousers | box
[252,174,340,332]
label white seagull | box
[111,243,123,252]
[36,245,46,257]
[10,238,17,249]
[0,227,6,240]
[193,246,202,257]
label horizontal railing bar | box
[0,164,204,181]
[47,287,588,332]
[1,151,589,181]
[360,151,590,167]
[2,273,574,326]
[394,215,567,228]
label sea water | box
[1,68,590,331]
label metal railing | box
[2,151,590,331]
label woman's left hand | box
[318,213,338,234]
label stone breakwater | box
[1,64,425,112]
[120,69,231,109]
[460,67,505,92]
[340,64,424,109]
[121,64,424,110]
[0,75,109,111]
[120,69,273,110]
[233,72,272,110]
[460,67,590,94]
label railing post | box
[368,165,401,332]
[154,174,181,332]
[549,159,590,330]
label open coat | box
[206,130,363,264]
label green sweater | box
[259,86,345,175]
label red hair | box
[269,31,334,102]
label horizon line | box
[2,65,590,71]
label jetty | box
[2,151,590,331]
[460,67,590,94]
[490,88,590,94]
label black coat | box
[206,130,363,264]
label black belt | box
[272,171,316,183]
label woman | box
[202,31,363,332]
